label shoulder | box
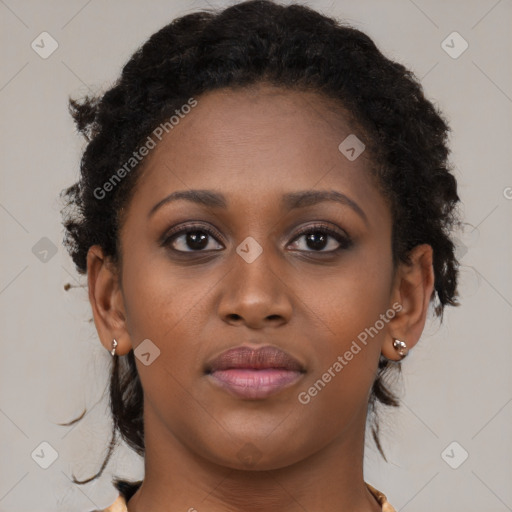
[366,482,396,512]
[91,494,128,512]
[90,478,142,512]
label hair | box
[59,0,460,486]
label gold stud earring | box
[393,339,408,359]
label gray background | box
[0,0,511,511]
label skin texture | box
[87,84,434,511]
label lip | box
[205,345,305,400]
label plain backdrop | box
[0,1,511,511]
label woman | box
[61,1,460,510]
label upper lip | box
[205,345,305,373]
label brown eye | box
[288,224,352,253]
[163,225,224,252]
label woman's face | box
[100,84,403,469]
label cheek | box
[298,251,393,399]
[308,251,393,346]
[120,252,209,369]
[120,257,211,429]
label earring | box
[393,339,408,359]
[111,339,118,357]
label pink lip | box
[208,368,304,399]
[206,345,304,372]
[205,345,305,399]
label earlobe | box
[382,244,435,361]
[87,245,130,356]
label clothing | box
[94,479,396,512]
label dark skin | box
[87,84,434,511]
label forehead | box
[125,84,388,224]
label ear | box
[382,244,435,361]
[87,245,131,356]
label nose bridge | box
[217,233,292,326]
[232,232,282,296]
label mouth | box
[205,345,306,400]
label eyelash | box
[162,222,352,255]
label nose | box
[217,248,293,329]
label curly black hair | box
[60,0,460,487]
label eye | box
[162,222,352,254]
[163,224,224,253]
[288,223,352,253]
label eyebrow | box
[148,189,368,224]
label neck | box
[126,404,382,512]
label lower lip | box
[207,368,304,399]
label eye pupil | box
[187,231,209,250]
[306,232,328,251]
